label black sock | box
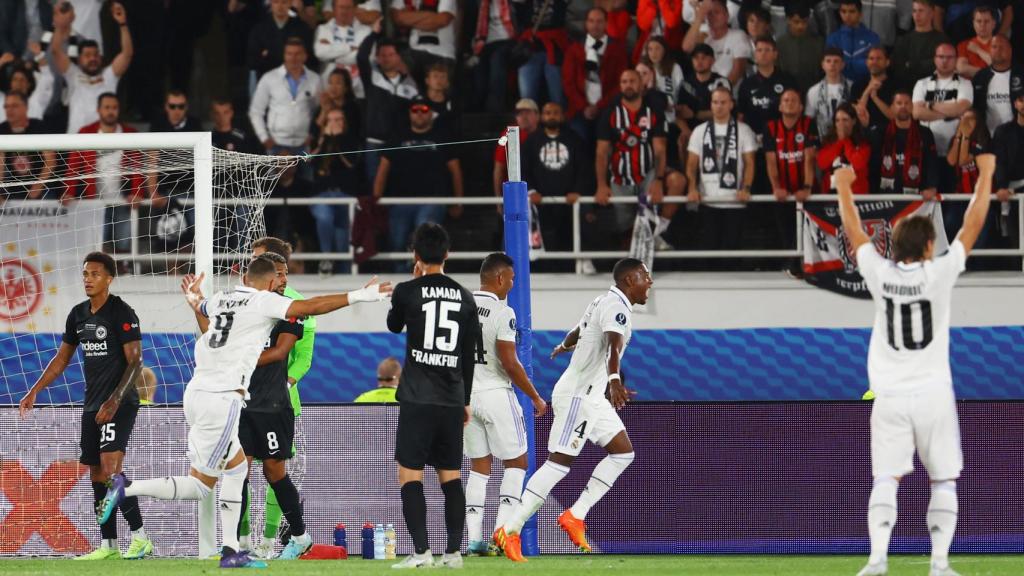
[401,481,429,554]
[238,476,249,539]
[269,475,305,536]
[440,479,465,555]
[92,482,117,540]
[119,495,144,532]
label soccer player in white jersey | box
[463,253,548,556]
[832,153,995,576]
[495,258,652,562]
[98,256,390,569]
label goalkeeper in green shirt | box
[243,238,317,558]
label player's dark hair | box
[412,223,450,264]
[83,251,117,277]
[252,236,292,261]
[258,252,287,266]
[892,216,936,263]
[245,256,278,281]
[480,252,514,280]
[612,258,645,286]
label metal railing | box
[112,194,1024,275]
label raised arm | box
[95,340,142,424]
[49,4,74,75]
[496,340,547,416]
[181,274,210,333]
[19,342,76,417]
[109,2,133,78]
[956,153,996,255]
[834,166,871,252]
[286,278,391,318]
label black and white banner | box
[802,199,948,299]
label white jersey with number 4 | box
[858,240,966,396]
[189,286,292,397]
[552,286,633,401]
[472,291,517,392]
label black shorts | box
[239,409,294,461]
[80,403,138,466]
[394,403,464,471]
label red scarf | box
[879,120,923,193]
[473,0,516,55]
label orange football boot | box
[557,509,592,552]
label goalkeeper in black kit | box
[387,223,480,569]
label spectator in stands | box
[354,357,401,403]
[744,6,773,56]
[764,88,817,270]
[150,90,202,132]
[211,98,261,154]
[315,0,372,99]
[643,36,684,130]
[777,2,825,95]
[738,36,795,138]
[6,65,50,122]
[0,92,55,200]
[683,0,742,32]
[516,0,570,107]
[634,0,684,65]
[972,35,1019,137]
[315,68,362,141]
[521,101,589,267]
[374,97,464,270]
[816,101,870,194]
[357,24,419,187]
[390,0,457,82]
[65,93,153,256]
[990,89,1024,266]
[892,0,948,91]
[51,1,132,134]
[423,61,455,137]
[825,0,878,85]
[493,98,539,201]
[634,61,687,241]
[563,7,628,145]
[957,6,999,79]
[913,42,973,192]
[598,0,633,45]
[310,107,362,276]
[686,86,757,265]
[247,0,314,86]
[944,108,990,243]
[853,47,896,131]
[683,0,751,87]
[869,90,940,198]
[470,0,516,113]
[265,155,314,245]
[853,0,899,48]
[806,48,853,139]
[678,43,731,146]
[354,0,383,24]
[249,37,322,155]
[0,2,27,60]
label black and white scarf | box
[701,118,740,189]
[585,35,606,83]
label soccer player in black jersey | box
[18,252,152,559]
[387,223,479,569]
[231,252,311,560]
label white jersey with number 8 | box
[857,240,966,396]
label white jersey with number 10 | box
[857,240,966,397]
[552,286,633,401]
[471,291,518,393]
[189,286,292,397]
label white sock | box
[198,490,218,558]
[927,480,958,568]
[569,452,634,520]
[495,467,526,534]
[126,476,211,500]
[239,534,251,552]
[219,461,247,553]
[464,471,489,544]
[102,538,117,550]
[504,460,570,535]
[867,476,899,565]
[132,528,148,540]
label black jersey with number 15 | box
[387,274,479,407]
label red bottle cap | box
[336,523,346,529]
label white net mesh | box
[0,138,299,556]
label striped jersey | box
[763,116,819,193]
[597,96,667,186]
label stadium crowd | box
[1,0,1023,272]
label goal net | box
[0,132,297,556]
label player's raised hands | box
[181,272,206,310]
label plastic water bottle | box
[361,523,374,559]
[333,523,347,548]
[374,524,385,560]
[384,524,396,559]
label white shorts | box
[547,395,625,457]
[184,387,244,477]
[464,388,528,461]
[870,386,963,480]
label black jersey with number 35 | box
[62,295,142,412]
[387,275,479,407]
[245,317,304,413]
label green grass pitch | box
[1,555,1022,575]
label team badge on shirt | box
[795,133,805,144]
[96,326,107,340]
[723,172,736,187]
[774,84,784,94]
[704,156,716,172]
[615,313,627,325]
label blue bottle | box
[361,522,375,559]
[334,523,347,548]
[374,524,385,560]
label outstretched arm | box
[834,166,871,252]
[956,153,996,255]
[19,342,76,417]
[286,278,391,317]
[95,341,142,424]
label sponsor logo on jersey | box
[122,322,137,332]
[81,340,109,354]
